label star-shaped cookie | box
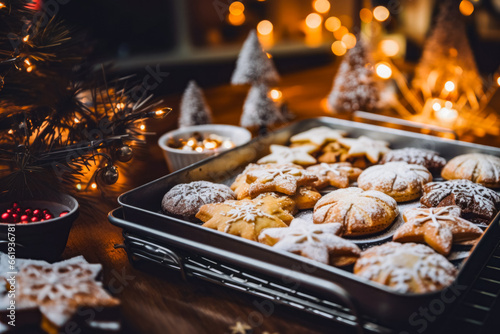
[306,162,362,189]
[196,196,293,240]
[393,206,483,255]
[290,126,347,146]
[259,218,360,266]
[337,136,390,164]
[245,163,318,197]
[0,256,120,332]
[258,144,317,165]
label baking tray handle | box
[352,111,459,140]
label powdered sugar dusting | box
[381,148,446,170]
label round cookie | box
[162,181,236,217]
[441,153,500,188]
[313,187,399,237]
[357,162,433,202]
[381,148,446,172]
[420,179,500,226]
[354,242,457,293]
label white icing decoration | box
[222,201,274,232]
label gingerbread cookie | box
[231,164,261,199]
[258,218,360,266]
[393,206,483,255]
[420,179,500,225]
[307,162,362,189]
[441,153,500,188]
[357,162,433,202]
[196,196,293,241]
[258,145,317,165]
[381,148,446,172]
[290,126,347,146]
[337,136,390,164]
[0,255,120,333]
[313,187,399,236]
[354,242,457,293]
[162,181,236,217]
[245,163,318,197]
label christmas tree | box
[412,0,483,97]
[231,30,280,85]
[327,38,380,113]
[0,1,169,200]
[178,80,213,128]
[240,83,283,128]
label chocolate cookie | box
[381,148,446,172]
[420,179,500,225]
[162,181,236,217]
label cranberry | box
[59,211,70,217]
[1,213,10,222]
[11,202,19,209]
[11,214,19,222]
[30,216,39,222]
[32,209,42,217]
[24,208,32,216]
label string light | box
[444,81,455,92]
[0,3,5,9]
[74,117,80,123]
[373,6,390,22]
[266,52,272,59]
[139,124,146,131]
[8,129,13,135]
[23,35,29,42]
[432,102,442,111]
[76,183,82,191]
[360,8,373,23]
[305,13,322,29]
[116,103,125,110]
[497,77,500,86]
[325,17,341,32]
[459,1,474,16]
[341,33,356,49]
[331,41,347,56]
[24,59,31,66]
[380,39,400,57]
[375,62,392,79]
[91,183,97,190]
[436,107,458,122]
[313,0,330,14]
[257,20,273,35]
[229,1,245,16]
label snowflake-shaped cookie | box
[259,218,360,266]
[290,126,347,146]
[354,242,457,293]
[246,163,318,197]
[196,196,293,240]
[337,136,390,163]
[394,206,483,255]
[258,145,317,165]
[3,256,119,328]
[306,162,362,189]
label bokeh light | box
[325,16,341,32]
[228,13,245,26]
[333,26,348,39]
[331,41,347,56]
[375,62,392,79]
[229,1,245,16]
[313,0,330,14]
[360,8,373,23]
[305,13,322,29]
[380,39,400,57]
[341,33,357,49]
[444,81,455,92]
[459,0,474,16]
[257,20,273,35]
[373,6,390,22]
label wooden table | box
[62,63,498,334]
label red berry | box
[44,214,53,220]
[41,219,45,221]
[42,209,50,215]
[20,215,29,221]
[12,213,19,222]
[11,202,19,209]
[15,207,21,213]
[19,220,28,224]
[25,208,32,216]
[30,216,39,222]
[6,209,12,214]
[59,211,70,217]
[32,209,42,217]
[1,213,10,222]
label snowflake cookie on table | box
[393,206,483,255]
[258,145,317,166]
[290,126,347,146]
[354,242,457,293]
[337,136,390,164]
[306,162,362,189]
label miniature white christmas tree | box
[178,80,213,128]
[231,30,280,85]
[240,83,283,128]
[327,38,380,113]
[412,0,483,97]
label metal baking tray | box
[111,117,500,331]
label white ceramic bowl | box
[158,124,252,171]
